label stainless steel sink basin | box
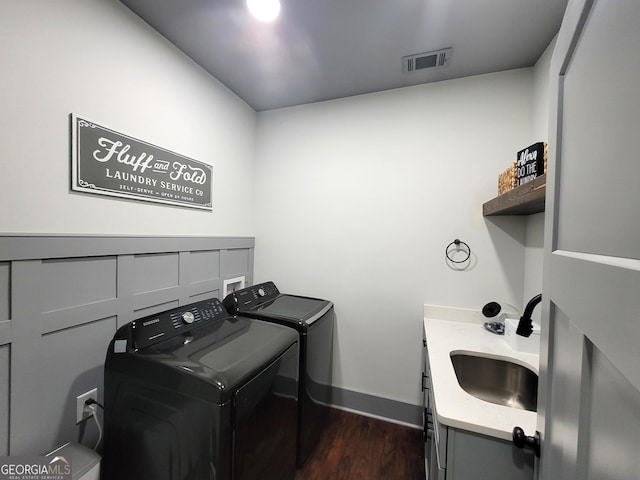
[450,353,538,412]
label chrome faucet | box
[516,294,542,337]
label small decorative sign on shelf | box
[71,114,213,210]
[516,142,547,186]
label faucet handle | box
[515,320,534,337]
[516,294,542,337]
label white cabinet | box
[445,428,533,480]
[422,331,446,480]
[422,326,534,480]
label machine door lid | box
[110,317,297,405]
[253,295,333,325]
[193,320,298,388]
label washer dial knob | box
[182,312,195,324]
[257,288,266,297]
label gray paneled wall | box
[0,344,8,456]
[0,235,254,456]
[0,261,10,456]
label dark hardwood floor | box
[294,408,425,480]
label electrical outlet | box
[76,388,98,424]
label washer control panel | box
[223,281,280,312]
[131,298,227,349]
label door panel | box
[550,253,640,390]
[544,305,584,480]
[540,0,640,478]
[582,341,640,480]
[555,0,640,260]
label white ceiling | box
[120,0,568,111]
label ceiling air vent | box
[403,48,452,74]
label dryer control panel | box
[223,281,280,312]
[130,298,227,350]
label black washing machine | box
[223,281,334,467]
[102,297,298,480]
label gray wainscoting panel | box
[0,262,9,321]
[188,289,221,303]
[133,296,180,318]
[182,250,222,302]
[221,248,251,279]
[40,257,117,313]
[133,298,181,319]
[41,316,116,451]
[0,258,9,454]
[41,299,118,336]
[0,235,255,261]
[0,344,9,456]
[0,321,10,345]
[2,235,254,455]
[131,253,181,318]
[132,253,180,294]
[185,250,220,283]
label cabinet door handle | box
[512,426,541,457]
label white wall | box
[532,38,556,141]
[253,70,535,407]
[522,37,557,318]
[0,0,256,236]
[0,0,554,417]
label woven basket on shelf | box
[498,162,517,195]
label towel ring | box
[445,239,471,264]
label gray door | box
[537,0,640,478]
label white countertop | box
[423,304,539,442]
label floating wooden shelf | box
[483,173,546,216]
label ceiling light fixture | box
[246,0,281,22]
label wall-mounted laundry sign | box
[71,115,213,210]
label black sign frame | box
[71,114,213,210]
[515,142,545,187]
